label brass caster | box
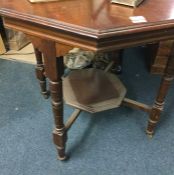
[42,91,50,99]
[147,134,153,139]
[146,130,153,139]
[58,155,68,161]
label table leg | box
[50,70,67,160]
[146,45,174,137]
[30,37,67,160]
[34,47,50,99]
[107,50,123,74]
[42,41,67,160]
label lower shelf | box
[63,68,127,113]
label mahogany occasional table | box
[0,0,174,160]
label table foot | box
[53,128,67,161]
[41,91,50,99]
[57,153,68,161]
[146,129,153,139]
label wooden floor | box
[0,43,36,64]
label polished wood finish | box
[63,68,126,113]
[149,41,173,74]
[1,0,174,159]
[2,0,174,52]
[146,45,174,136]
[122,98,152,113]
[33,46,50,99]
[28,0,60,3]
[27,36,67,160]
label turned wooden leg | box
[107,50,123,74]
[51,77,67,160]
[29,37,67,160]
[50,57,67,160]
[146,43,174,137]
[42,41,67,160]
[34,47,50,99]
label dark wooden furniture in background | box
[1,0,174,160]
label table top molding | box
[1,0,174,52]
[1,8,174,40]
[1,0,174,40]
